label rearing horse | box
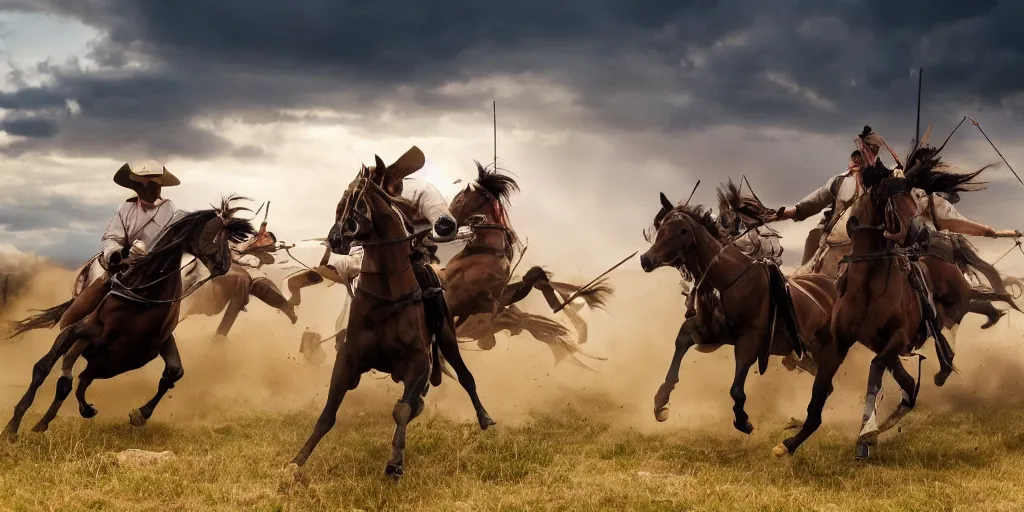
[640,192,838,435]
[443,162,613,362]
[4,197,255,438]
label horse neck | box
[846,199,898,283]
[121,246,186,297]
[685,224,752,290]
[359,245,418,297]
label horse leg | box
[969,301,1004,329]
[775,334,847,457]
[129,336,184,427]
[4,325,79,440]
[286,269,323,308]
[436,318,495,430]
[876,355,919,436]
[854,356,889,460]
[385,363,431,480]
[251,277,298,324]
[730,335,759,435]
[31,339,89,433]
[654,317,696,422]
[289,350,359,467]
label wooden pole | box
[493,100,497,171]
[914,67,923,152]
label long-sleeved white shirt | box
[100,198,181,268]
[400,178,455,234]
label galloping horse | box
[289,155,494,479]
[444,162,613,362]
[4,197,255,438]
[776,159,1006,460]
[640,191,838,435]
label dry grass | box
[2,398,1024,512]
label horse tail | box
[7,298,74,339]
[970,288,1019,312]
[952,235,1010,298]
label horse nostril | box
[640,254,653,272]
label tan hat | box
[113,161,180,189]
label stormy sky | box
[1,0,1024,273]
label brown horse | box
[640,192,838,435]
[3,197,255,438]
[288,155,494,479]
[444,162,613,362]
[776,159,1004,460]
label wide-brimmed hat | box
[113,161,180,189]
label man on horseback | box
[80,162,184,308]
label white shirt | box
[100,198,182,267]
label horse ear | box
[659,192,674,211]
[372,155,387,183]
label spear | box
[552,251,637,313]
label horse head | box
[449,161,519,243]
[640,192,726,279]
[327,154,414,255]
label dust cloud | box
[1,251,1023,440]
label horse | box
[288,155,494,479]
[3,197,255,438]
[775,158,1002,460]
[639,191,838,435]
[443,162,613,362]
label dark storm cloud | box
[2,0,1023,159]
[0,116,58,138]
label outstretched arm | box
[931,195,1020,238]
[775,177,838,222]
[415,181,457,237]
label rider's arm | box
[777,176,838,222]
[930,195,1016,237]
[412,181,457,237]
[100,202,130,267]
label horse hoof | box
[30,422,48,433]
[477,336,496,350]
[654,407,670,423]
[854,443,870,461]
[128,409,147,427]
[934,370,951,387]
[384,463,404,480]
[772,442,791,458]
[80,404,97,419]
[734,419,755,435]
[783,417,804,430]
[3,427,17,444]
[478,413,496,430]
[210,334,229,344]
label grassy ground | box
[2,399,1023,512]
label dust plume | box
[2,250,1023,445]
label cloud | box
[0,0,1020,162]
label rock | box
[115,449,175,468]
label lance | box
[967,117,1024,186]
[252,201,267,219]
[680,180,700,208]
[552,251,637,313]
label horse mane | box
[675,204,728,240]
[904,146,989,198]
[124,195,256,280]
[716,179,773,226]
[472,161,519,206]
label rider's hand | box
[434,216,457,238]
[984,226,998,238]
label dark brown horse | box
[4,197,255,438]
[444,162,613,362]
[640,192,838,435]
[288,155,493,479]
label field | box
[2,262,1024,511]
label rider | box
[72,162,184,314]
[776,148,868,276]
[230,220,299,324]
